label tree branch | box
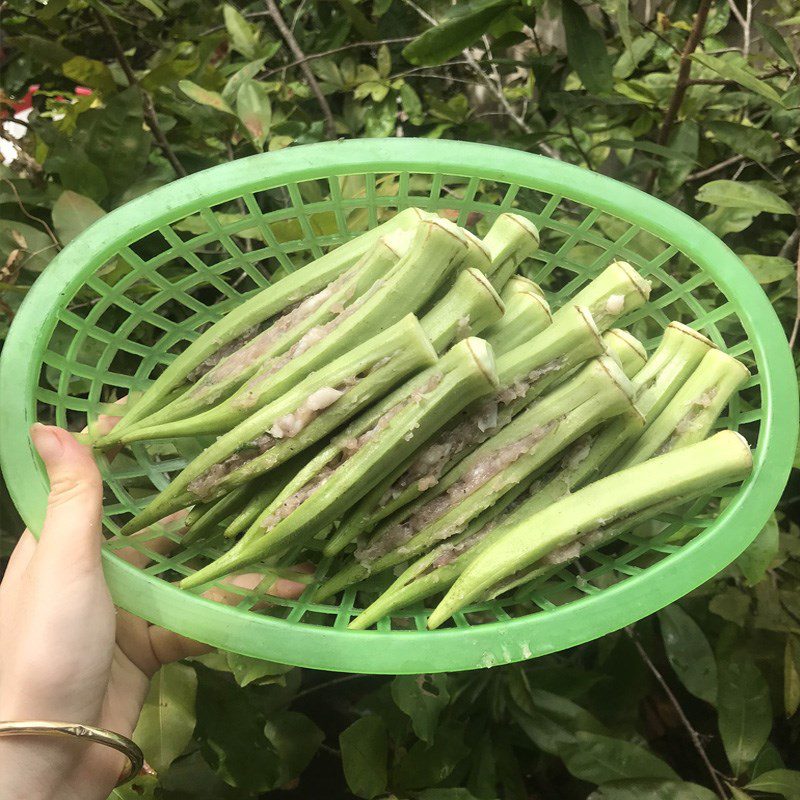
[264,0,336,139]
[626,627,727,800]
[93,10,187,178]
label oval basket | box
[1,139,796,674]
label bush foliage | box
[1,1,799,798]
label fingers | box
[30,424,103,570]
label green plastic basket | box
[1,139,796,674]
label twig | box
[93,9,188,177]
[1,178,59,247]
[656,0,713,142]
[565,117,591,167]
[264,0,336,139]
[789,231,800,349]
[686,154,747,181]
[261,36,415,77]
[626,627,727,799]
[726,0,752,55]
[779,228,800,260]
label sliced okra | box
[552,261,651,332]
[484,277,552,357]
[180,337,499,589]
[315,354,636,601]
[601,329,647,377]
[182,482,257,546]
[120,314,438,534]
[419,268,504,353]
[98,207,431,444]
[481,213,541,290]
[428,430,752,627]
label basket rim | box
[1,138,796,674]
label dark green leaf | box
[785,636,800,718]
[51,190,105,245]
[340,715,388,799]
[225,653,293,687]
[696,180,794,215]
[740,255,795,284]
[691,53,784,106]
[401,0,513,67]
[737,514,780,583]
[597,137,697,162]
[589,779,718,799]
[561,0,613,94]
[391,674,450,743]
[755,21,799,73]
[133,662,197,774]
[563,732,678,784]
[107,773,159,799]
[747,768,800,796]
[62,55,117,97]
[416,790,486,800]
[717,650,773,775]
[263,710,324,785]
[394,723,470,791]
[0,221,57,273]
[659,605,718,705]
[706,120,780,163]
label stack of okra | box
[96,207,753,629]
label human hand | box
[0,419,307,800]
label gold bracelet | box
[0,720,144,787]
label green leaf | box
[236,80,272,149]
[613,33,657,79]
[391,674,450,743]
[225,653,292,687]
[401,0,513,67]
[221,59,267,100]
[589,779,719,799]
[691,53,785,106]
[747,769,800,797]
[179,79,236,114]
[755,20,799,73]
[696,180,794,215]
[737,514,780,583]
[400,82,424,124]
[393,722,470,791]
[224,5,258,58]
[0,220,57,272]
[659,605,718,705]
[717,650,773,775]
[740,255,795,284]
[62,56,117,97]
[133,662,197,774]
[597,137,697,162]
[363,96,396,137]
[416,790,484,800]
[51,190,105,245]
[263,710,324,785]
[107,773,159,799]
[131,0,165,17]
[784,636,800,719]
[562,732,678,784]
[377,44,392,78]
[706,120,780,163]
[562,0,613,94]
[613,0,632,52]
[340,715,388,799]
[701,206,757,238]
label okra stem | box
[552,261,651,332]
[484,278,552,357]
[101,207,431,440]
[619,347,750,468]
[121,314,437,534]
[420,268,504,353]
[481,213,540,290]
[428,430,753,628]
[180,337,499,588]
[601,329,647,377]
[316,354,635,600]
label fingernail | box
[30,423,64,462]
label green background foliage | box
[1,0,799,797]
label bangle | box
[0,720,144,787]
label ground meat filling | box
[255,372,443,531]
[186,324,262,383]
[495,357,566,405]
[357,420,557,566]
[233,280,386,410]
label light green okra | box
[99,206,432,443]
[420,268,504,353]
[119,218,468,442]
[117,232,414,440]
[182,483,256,546]
[316,354,635,602]
[428,430,752,627]
[601,328,647,376]
[481,213,540,290]
[121,314,438,534]
[484,278,552,357]
[180,337,499,588]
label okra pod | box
[420,268,504,353]
[101,206,431,441]
[481,213,541,290]
[180,337,499,588]
[484,278,552,357]
[326,305,603,550]
[121,314,438,533]
[601,329,647,377]
[619,347,750,468]
[118,233,413,440]
[552,261,651,332]
[428,430,753,627]
[120,219,468,441]
[182,482,256,546]
[316,354,635,601]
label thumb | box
[31,423,104,566]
